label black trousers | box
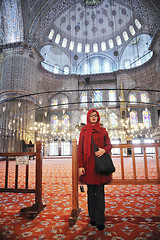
[87,184,105,225]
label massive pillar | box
[0,43,41,152]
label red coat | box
[78,127,112,185]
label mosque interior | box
[0,0,160,156]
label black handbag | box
[91,135,116,175]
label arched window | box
[141,92,149,103]
[62,97,68,108]
[85,44,90,53]
[63,66,69,75]
[77,43,82,52]
[48,29,54,40]
[62,38,67,48]
[129,93,137,103]
[130,110,138,128]
[103,60,110,73]
[69,41,74,51]
[54,65,59,74]
[51,115,58,131]
[124,60,131,69]
[83,62,90,74]
[123,31,129,41]
[93,90,102,107]
[92,58,100,73]
[51,98,58,109]
[80,91,87,108]
[101,42,106,51]
[116,36,122,46]
[55,34,61,44]
[109,113,117,128]
[108,39,114,48]
[135,57,141,67]
[135,19,142,29]
[62,114,69,130]
[93,43,98,52]
[129,25,136,35]
[142,109,151,128]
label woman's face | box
[89,111,98,124]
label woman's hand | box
[79,167,85,176]
[95,148,106,157]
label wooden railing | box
[0,141,46,219]
[111,143,160,184]
[69,141,160,226]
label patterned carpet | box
[0,159,160,240]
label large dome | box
[27,0,160,74]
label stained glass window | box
[109,90,116,105]
[62,114,69,130]
[141,92,149,103]
[130,110,138,128]
[51,115,58,131]
[80,91,87,108]
[142,109,151,128]
[109,113,117,128]
[51,98,58,109]
[93,90,102,107]
[129,93,137,103]
[62,97,68,108]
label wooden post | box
[69,139,81,226]
[132,148,137,180]
[143,147,148,180]
[35,141,43,205]
[5,156,9,188]
[155,147,160,180]
[120,147,124,179]
[20,141,46,219]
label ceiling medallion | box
[82,0,102,6]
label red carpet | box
[0,159,160,240]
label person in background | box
[78,109,112,230]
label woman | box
[78,109,112,230]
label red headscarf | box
[82,109,101,161]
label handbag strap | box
[91,135,98,151]
[91,135,95,145]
